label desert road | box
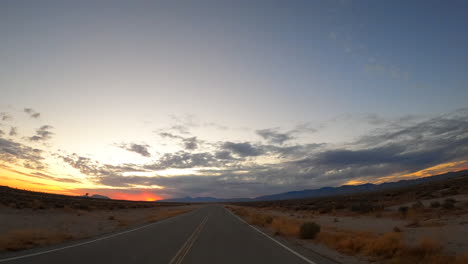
[0,205,337,264]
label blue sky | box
[0,1,467,199]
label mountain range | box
[159,169,468,203]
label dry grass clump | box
[365,232,403,258]
[117,218,131,227]
[316,229,375,255]
[271,217,301,236]
[250,213,273,227]
[317,229,465,264]
[230,207,250,217]
[454,255,468,264]
[299,222,321,239]
[0,228,73,252]
[229,206,467,263]
[229,206,303,237]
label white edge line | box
[0,209,196,263]
[225,208,317,264]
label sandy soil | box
[0,205,197,252]
[236,194,468,263]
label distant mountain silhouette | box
[159,169,468,203]
[82,194,110,199]
[90,194,110,199]
[161,196,219,203]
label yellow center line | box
[168,215,209,264]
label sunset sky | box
[1,1,468,201]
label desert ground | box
[0,186,196,252]
[227,174,468,264]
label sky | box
[1,0,467,200]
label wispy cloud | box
[9,127,17,137]
[0,112,12,121]
[256,123,316,145]
[99,109,468,197]
[221,141,264,157]
[256,128,293,145]
[3,106,468,199]
[24,108,41,119]
[29,125,54,141]
[182,137,199,150]
[158,132,202,151]
[0,137,46,170]
[1,166,81,184]
[118,143,151,157]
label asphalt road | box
[0,205,337,264]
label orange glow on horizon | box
[0,166,163,200]
[111,191,163,201]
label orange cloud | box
[391,160,468,181]
[344,160,468,186]
[0,166,78,196]
[343,179,368,185]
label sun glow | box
[111,191,163,201]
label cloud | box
[0,112,12,121]
[30,171,81,184]
[118,143,151,157]
[39,109,468,199]
[182,137,199,150]
[221,141,264,157]
[214,151,234,160]
[0,137,45,170]
[256,129,293,145]
[292,109,468,183]
[60,153,143,178]
[361,113,421,126]
[0,165,81,184]
[364,113,387,125]
[29,125,54,141]
[144,151,222,170]
[266,143,324,158]
[169,125,190,134]
[289,123,317,134]
[94,173,272,198]
[24,108,41,119]
[158,132,201,151]
[0,130,4,136]
[9,127,17,136]
[154,109,468,197]
[158,115,228,136]
[256,124,317,145]
[203,122,228,130]
[158,132,182,139]
[164,114,199,134]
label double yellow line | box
[169,216,209,264]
